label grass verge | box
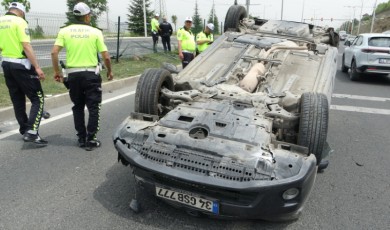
[0,52,180,108]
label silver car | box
[113,4,339,221]
[342,33,390,80]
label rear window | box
[368,37,390,47]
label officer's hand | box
[179,52,184,60]
[107,71,113,81]
[36,68,45,81]
[54,73,63,83]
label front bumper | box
[114,139,317,221]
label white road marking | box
[331,105,390,115]
[0,91,135,140]
[332,93,390,102]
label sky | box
[25,0,386,29]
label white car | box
[342,33,390,80]
[339,30,348,41]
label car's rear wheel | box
[297,93,329,165]
[224,5,247,32]
[341,54,348,73]
[350,60,361,81]
[134,68,174,117]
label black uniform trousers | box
[182,52,194,69]
[161,35,171,52]
[2,61,44,135]
[152,31,159,52]
[67,71,102,141]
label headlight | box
[282,188,300,200]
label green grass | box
[0,52,180,108]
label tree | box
[207,7,219,34]
[1,0,30,12]
[171,15,177,32]
[29,24,44,39]
[65,0,107,27]
[192,1,202,35]
[127,0,153,36]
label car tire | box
[224,5,247,32]
[297,92,329,165]
[134,68,174,116]
[341,55,348,73]
[349,60,361,81]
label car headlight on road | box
[282,188,300,200]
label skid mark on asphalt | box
[0,91,135,140]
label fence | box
[0,10,175,68]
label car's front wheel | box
[341,54,348,73]
[297,93,329,165]
[350,60,361,81]
[134,68,174,117]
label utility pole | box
[357,0,363,35]
[212,0,215,24]
[370,0,378,33]
[143,0,147,37]
[281,0,284,20]
[344,5,359,35]
[246,0,250,16]
[301,0,305,22]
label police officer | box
[51,2,113,151]
[151,13,161,53]
[159,16,173,52]
[196,23,214,54]
[0,2,47,146]
[177,17,196,68]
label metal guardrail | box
[0,10,178,70]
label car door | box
[344,36,363,68]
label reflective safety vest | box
[177,27,195,52]
[0,14,30,58]
[151,18,159,32]
[54,24,108,68]
[196,31,214,53]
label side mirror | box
[344,40,351,46]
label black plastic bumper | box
[114,140,317,221]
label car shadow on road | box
[93,163,294,230]
[336,71,390,85]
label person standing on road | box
[151,13,161,53]
[51,2,113,151]
[159,16,173,53]
[177,17,195,68]
[196,23,214,54]
[0,2,48,146]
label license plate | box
[156,186,219,214]
[379,58,390,64]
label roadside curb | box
[0,75,140,125]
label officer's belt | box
[2,57,27,63]
[67,67,97,74]
[182,50,194,53]
[2,57,32,70]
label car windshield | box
[368,37,390,47]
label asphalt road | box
[0,46,389,230]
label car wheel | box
[341,55,348,73]
[134,68,174,117]
[297,92,329,165]
[224,5,247,32]
[349,60,361,81]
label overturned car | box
[113,4,338,221]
